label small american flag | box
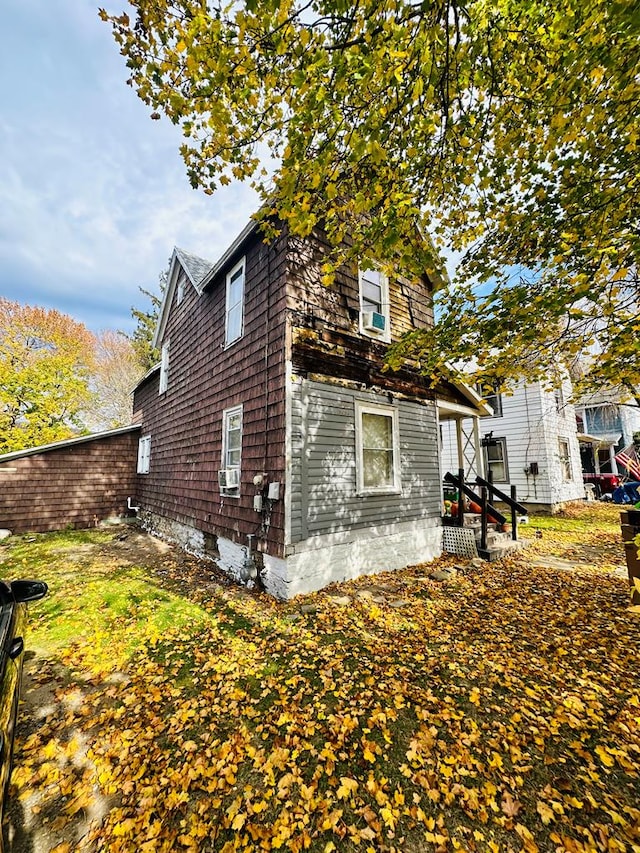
[615,444,640,481]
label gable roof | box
[174,247,214,290]
[575,385,634,408]
[437,376,494,419]
[152,221,260,349]
[153,246,215,349]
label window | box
[137,435,151,474]
[477,382,503,417]
[220,405,243,495]
[484,437,509,482]
[555,386,565,414]
[225,258,245,346]
[159,340,169,394]
[558,438,572,480]
[484,390,503,418]
[177,272,186,305]
[355,401,401,494]
[359,267,390,341]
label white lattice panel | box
[442,525,478,558]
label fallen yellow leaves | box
[5,510,640,852]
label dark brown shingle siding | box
[0,431,140,534]
[134,232,288,556]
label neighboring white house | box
[440,378,585,510]
[574,387,640,476]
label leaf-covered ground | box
[2,502,639,853]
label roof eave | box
[0,425,142,463]
[199,219,260,291]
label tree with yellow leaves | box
[0,299,95,452]
[102,0,639,396]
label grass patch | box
[5,512,640,853]
[1,528,212,670]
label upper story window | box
[176,272,186,305]
[477,382,503,417]
[555,386,565,414]
[137,435,151,474]
[584,404,622,434]
[485,390,503,418]
[159,340,169,394]
[225,258,245,347]
[355,401,401,495]
[359,267,390,342]
[220,405,243,495]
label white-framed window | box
[359,267,390,342]
[220,405,243,495]
[558,437,572,480]
[137,435,151,474]
[355,401,401,494]
[555,386,565,414]
[483,387,503,417]
[225,258,245,347]
[484,437,509,482]
[177,272,186,305]
[159,340,169,394]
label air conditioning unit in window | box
[219,468,240,489]
[362,311,386,332]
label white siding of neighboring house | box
[440,379,585,509]
[620,401,640,449]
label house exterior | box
[0,426,141,533]
[575,387,640,477]
[440,379,585,510]
[131,222,486,598]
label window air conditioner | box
[219,468,240,489]
[362,311,386,332]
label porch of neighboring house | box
[578,432,622,476]
[438,400,528,561]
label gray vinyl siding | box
[289,378,441,543]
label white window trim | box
[224,257,245,348]
[221,404,243,497]
[355,400,401,496]
[159,340,169,394]
[358,266,391,343]
[177,272,186,305]
[137,435,151,474]
[484,436,509,483]
[558,437,572,481]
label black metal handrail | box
[444,471,507,526]
[475,474,527,542]
[475,476,528,515]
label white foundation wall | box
[281,518,443,598]
[139,510,441,600]
[142,511,207,556]
[140,511,289,598]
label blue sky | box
[0,0,259,334]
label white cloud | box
[0,0,259,332]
